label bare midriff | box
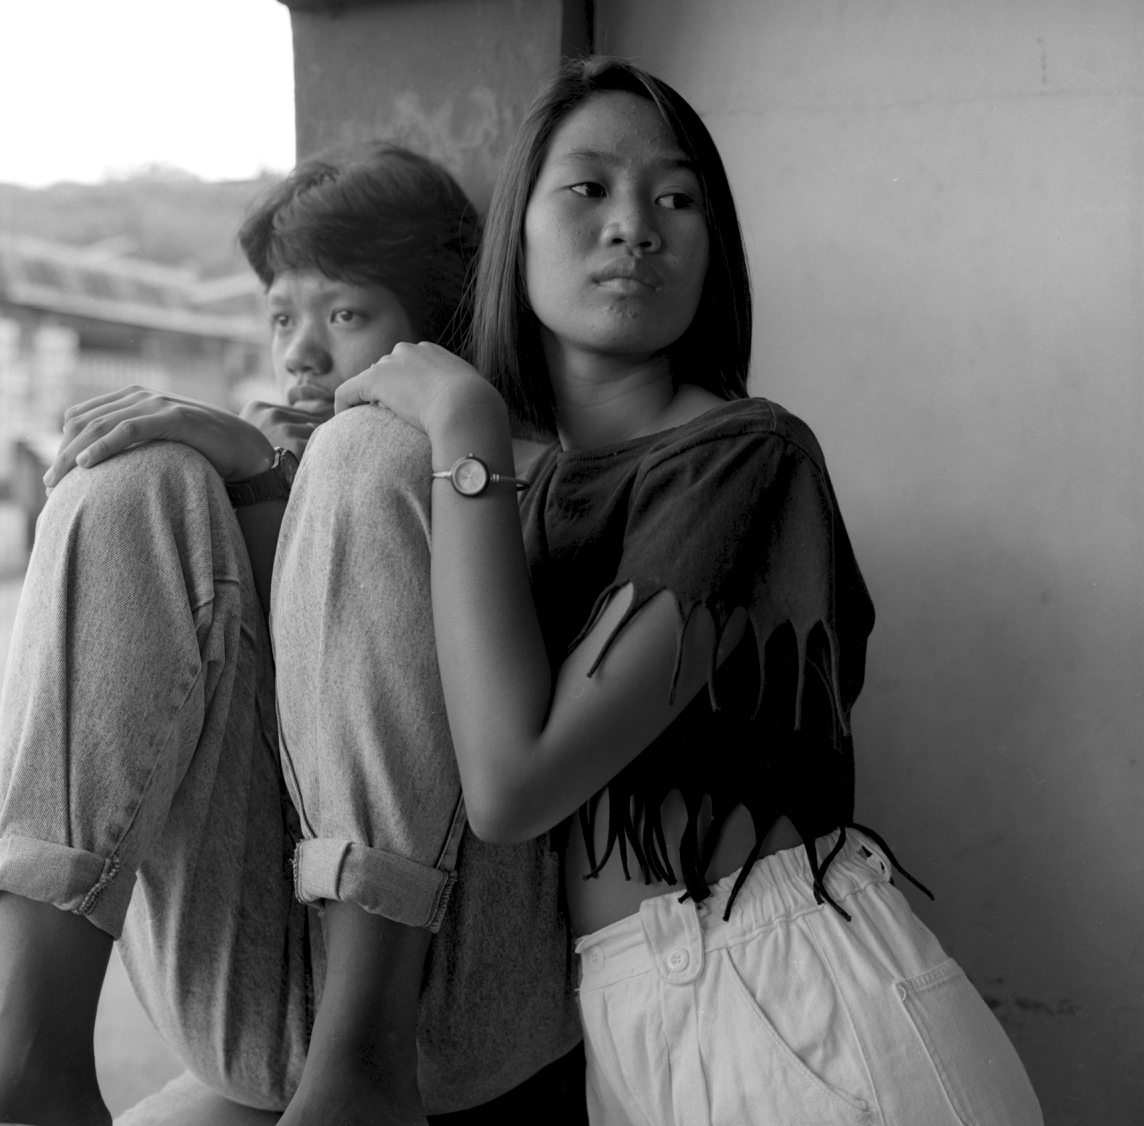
[566,791,804,937]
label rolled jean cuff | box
[0,834,136,938]
[292,837,457,932]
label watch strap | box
[431,454,529,496]
[226,448,297,507]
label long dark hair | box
[472,56,752,435]
[239,143,480,352]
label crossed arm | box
[42,386,327,615]
[43,362,744,842]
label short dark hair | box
[239,144,480,352]
[472,56,752,435]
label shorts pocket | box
[710,945,875,1124]
[896,959,1043,1126]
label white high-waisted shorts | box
[575,830,1042,1126]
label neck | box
[545,338,677,451]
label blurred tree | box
[0,168,281,279]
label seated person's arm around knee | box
[41,385,321,618]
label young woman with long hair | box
[316,56,1045,1125]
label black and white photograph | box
[0,2,1138,1124]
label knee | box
[37,443,233,570]
[48,441,224,522]
[274,411,433,608]
[300,408,432,494]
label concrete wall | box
[596,1,1143,1121]
[286,0,589,210]
[281,0,1141,1118]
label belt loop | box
[640,894,704,985]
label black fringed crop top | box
[519,397,885,917]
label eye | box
[569,181,606,199]
[269,312,292,330]
[656,191,699,211]
[331,309,363,325]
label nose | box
[283,320,332,380]
[604,192,662,253]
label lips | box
[287,382,335,406]
[592,258,662,290]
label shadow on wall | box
[850,520,1143,1123]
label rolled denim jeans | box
[0,422,579,1113]
[272,407,581,1110]
[272,407,463,931]
[0,441,309,1106]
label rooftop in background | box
[0,234,264,344]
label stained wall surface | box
[596,1,1143,1121]
[288,0,571,210]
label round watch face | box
[453,457,489,496]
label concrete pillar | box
[277,0,593,211]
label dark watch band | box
[226,447,298,507]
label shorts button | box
[668,948,689,970]
[584,946,605,973]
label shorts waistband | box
[574,830,891,991]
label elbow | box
[462,786,540,846]
[466,814,522,846]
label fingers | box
[331,344,416,412]
[237,398,268,423]
[46,386,284,486]
[239,404,322,444]
[58,386,169,449]
[243,400,331,424]
[45,405,166,488]
[61,385,199,431]
[332,344,485,428]
[333,373,368,414]
[45,386,164,490]
[61,384,148,424]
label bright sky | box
[0,0,295,186]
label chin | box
[596,332,681,358]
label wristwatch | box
[226,447,299,507]
[432,454,529,497]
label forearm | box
[426,387,559,836]
[338,349,716,843]
[425,387,717,843]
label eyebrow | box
[553,148,697,173]
[267,280,358,304]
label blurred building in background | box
[0,233,270,559]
